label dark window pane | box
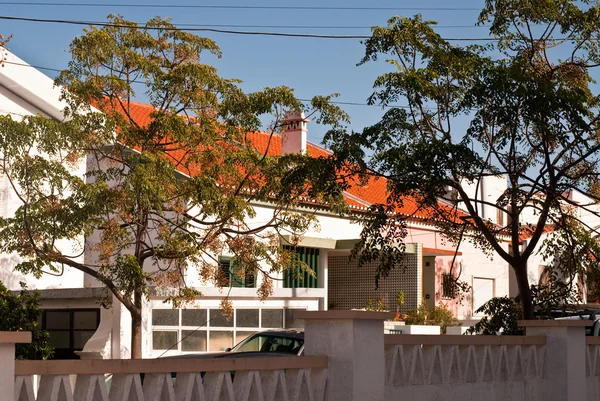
[74,330,96,349]
[48,331,70,348]
[209,331,233,351]
[442,274,456,299]
[182,309,207,327]
[182,330,207,351]
[153,331,178,350]
[236,309,259,327]
[284,309,305,329]
[73,311,99,330]
[152,309,179,326]
[45,311,71,330]
[209,309,233,327]
[261,309,283,328]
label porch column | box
[297,310,392,401]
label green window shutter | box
[219,257,255,288]
[283,246,319,288]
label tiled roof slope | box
[103,100,458,222]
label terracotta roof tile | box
[103,100,456,221]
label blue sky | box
[0,0,487,145]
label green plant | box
[395,290,405,313]
[0,281,53,359]
[365,297,389,312]
[404,303,459,334]
[466,296,521,335]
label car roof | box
[249,330,304,339]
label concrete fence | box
[1,311,596,401]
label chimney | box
[282,110,309,155]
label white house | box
[0,50,512,359]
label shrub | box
[405,303,459,334]
[0,281,53,359]
[466,297,521,335]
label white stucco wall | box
[0,51,87,291]
[459,175,507,224]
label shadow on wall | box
[434,257,473,319]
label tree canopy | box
[0,16,348,357]
[325,0,600,319]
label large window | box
[41,309,100,359]
[283,246,319,288]
[151,307,305,352]
[219,257,256,288]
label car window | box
[231,334,303,353]
[232,335,267,352]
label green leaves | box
[0,15,350,349]
[0,281,53,360]
[324,1,600,317]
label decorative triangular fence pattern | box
[15,367,327,401]
[384,343,545,387]
[15,375,35,401]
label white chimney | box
[282,110,309,155]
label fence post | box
[520,320,591,401]
[0,332,32,400]
[296,310,393,401]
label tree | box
[0,16,347,358]
[325,0,600,319]
[0,33,10,66]
[0,281,53,360]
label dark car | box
[161,330,305,360]
[227,330,304,355]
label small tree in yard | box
[0,16,348,358]
[0,281,53,359]
[325,0,600,319]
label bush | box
[405,303,459,334]
[0,281,53,359]
[466,296,521,335]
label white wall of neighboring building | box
[459,175,507,224]
[0,51,87,291]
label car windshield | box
[230,334,303,353]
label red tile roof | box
[100,99,460,222]
[518,225,555,242]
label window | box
[41,309,101,359]
[262,309,283,328]
[283,246,319,288]
[151,307,298,352]
[442,273,456,299]
[473,278,495,314]
[219,257,255,288]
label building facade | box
[0,51,510,358]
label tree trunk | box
[130,289,143,359]
[514,261,534,320]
